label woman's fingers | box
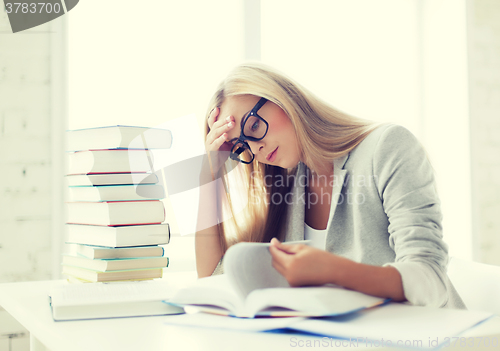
[207,107,233,133]
[212,118,235,142]
[270,238,289,251]
[211,133,228,150]
[205,106,238,177]
[207,107,220,129]
[271,257,285,276]
[269,245,291,265]
[281,244,304,254]
[206,116,235,147]
[270,246,302,286]
[270,238,303,254]
[270,246,287,269]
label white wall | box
[0,6,53,283]
[468,0,500,265]
[262,0,422,131]
[67,0,245,130]
[0,7,58,349]
[420,0,471,260]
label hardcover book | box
[66,125,173,151]
[62,266,164,282]
[65,173,159,186]
[66,223,170,247]
[66,201,165,226]
[62,255,169,272]
[72,244,165,259]
[67,149,155,175]
[49,281,183,320]
[68,184,165,202]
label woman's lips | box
[267,147,278,162]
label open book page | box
[168,276,387,318]
[224,242,291,298]
[244,285,388,318]
[170,242,387,318]
[167,275,245,315]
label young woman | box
[196,62,465,309]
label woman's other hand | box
[269,238,406,301]
[269,238,349,287]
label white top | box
[303,187,332,251]
[304,222,327,250]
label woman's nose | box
[247,140,264,156]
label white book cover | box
[72,244,165,259]
[67,149,155,175]
[65,173,159,186]
[62,255,169,272]
[62,266,163,282]
[49,280,183,321]
[68,184,165,202]
[66,125,173,151]
[66,223,170,247]
[66,201,165,226]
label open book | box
[166,242,387,318]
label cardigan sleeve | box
[372,124,451,307]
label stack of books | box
[63,125,173,283]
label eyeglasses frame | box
[229,97,269,164]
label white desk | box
[0,273,499,351]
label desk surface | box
[1,273,499,351]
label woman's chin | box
[284,159,301,169]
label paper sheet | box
[288,302,493,349]
[163,312,306,332]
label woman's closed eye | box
[250,119,260,132]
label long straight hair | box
[204,62,381,252]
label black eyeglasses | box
[228,97,269,164]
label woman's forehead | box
[219,95,259,119]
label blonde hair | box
[205,62,380,252]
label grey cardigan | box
[212,123,466,309]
